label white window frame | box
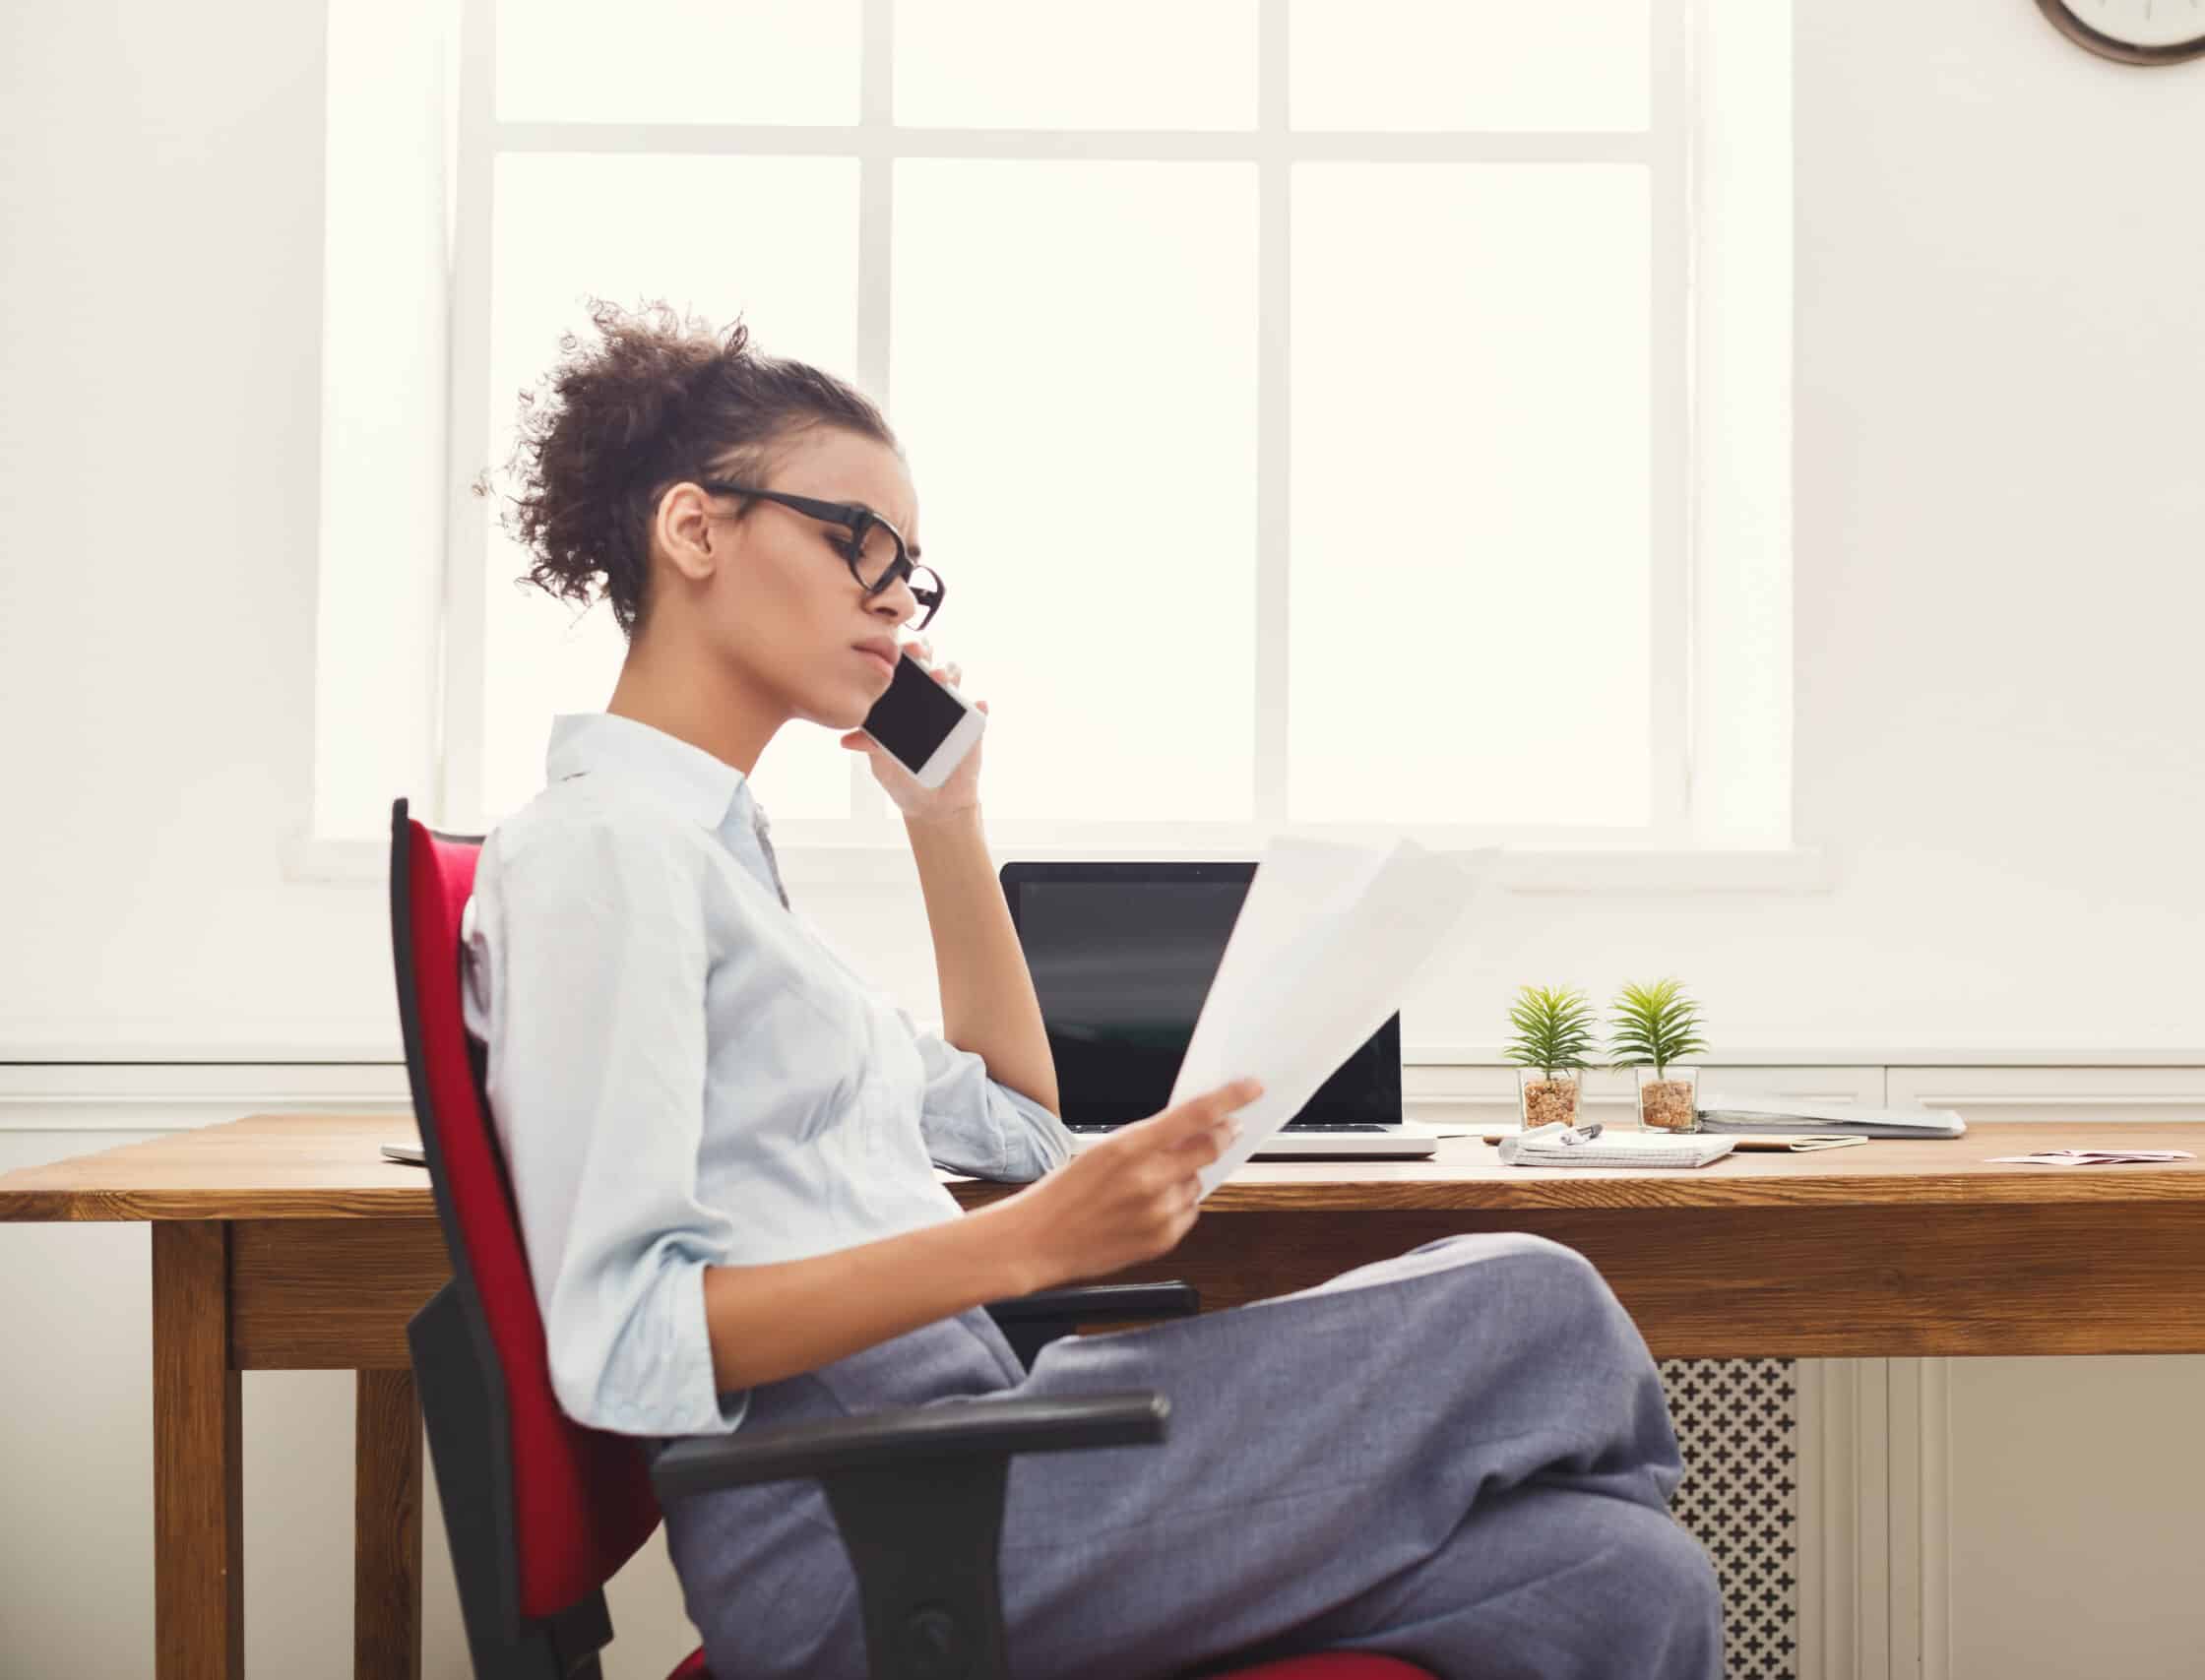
[298,0,1813,895]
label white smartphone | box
[860,650,986,789]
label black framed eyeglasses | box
[697,481,944,632]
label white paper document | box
[1170,835,1492,1197]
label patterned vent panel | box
[1658,1359,1798,1680]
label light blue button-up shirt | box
[459,711,1075,1439]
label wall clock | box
[2034,0,2205,64]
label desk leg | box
[153,1220,243,1680]
[355,1369,423,1680]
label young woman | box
[462,299,1724,1680]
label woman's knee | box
[1412,1229,1598,1277]
[1503,1234,1643,1332]
[1398,1231,1637,1340]
[1421,1231,1623,1318]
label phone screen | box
[863,653,969,773]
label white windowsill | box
[284,831,1837,895]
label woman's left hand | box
[838,634,988,825]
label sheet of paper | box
[1171,835,1493,1197]
[1985,1150,2196,1165]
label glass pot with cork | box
[1607,977,1710,1133]
[1502,984,1601,1132]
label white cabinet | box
[1407,1061,2205,1128]
[1693,1064,1886,1108]
[1403,1063,1528,1130]
[1403,1063,1884,1128]
[1884,1065,2205,1125]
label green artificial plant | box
[1502,984,1601,1081]
[1606,977,1709,1077]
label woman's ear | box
[656,481,720,582]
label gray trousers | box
[658,1231,1725,1680]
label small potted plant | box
[1608,977,1710,1132]
[1503,984,1600,1130]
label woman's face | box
[656,426,924,732]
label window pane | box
[895,0,1257,129]
[496,0,858,126]
[482,154,863,823]
[1290,0,1650,132]
[891,160,1257,822]
[1290,163,1650,827]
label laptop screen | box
[999,861,1403,1129]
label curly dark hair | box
[475,296,902,639]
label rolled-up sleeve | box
[897,1005,1076,1181]
[469,813,748,1438]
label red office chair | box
[389,796,1437,1680]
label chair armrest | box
[648,1390,1166,1501]
[980,1280,1200,1326]
[650,1391,1168,1680]
[983,1280,1200,1371]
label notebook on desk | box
[998,860,1438,1159]
[1480,1129,1868,1153]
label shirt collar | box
[543,712,756,833]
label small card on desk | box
[1985,1149,2197,1166]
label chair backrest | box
[388,796,662,1637]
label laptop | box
[999,860,1437,1159]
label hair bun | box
[482,297,896,639]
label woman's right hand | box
[1000,1077,1266,1292]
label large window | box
[309,0,1794,879]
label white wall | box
[3,1,2201,1676]
[1783,0,2205,1061]
[1,0,2198,1066]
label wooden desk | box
[6,1113,2204,1680]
